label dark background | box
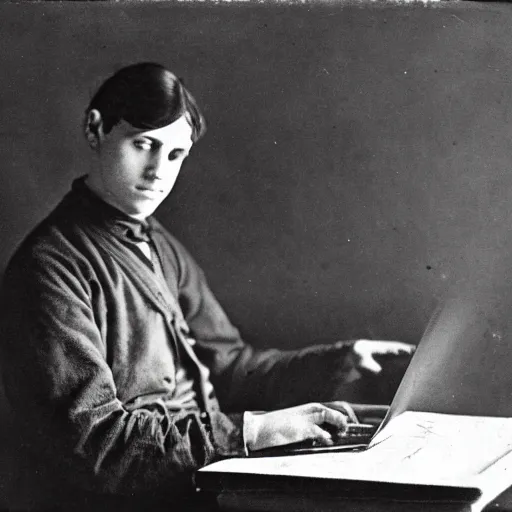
[2,2,512,351]
[0,1,512,506]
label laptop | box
[250,290,512,456]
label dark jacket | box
[0,180,356,510]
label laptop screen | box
[381,290,512,430]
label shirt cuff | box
[243,411,266,455]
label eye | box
[133,139,152,151]
[168,149,188,162]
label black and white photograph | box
[0,1,511,511]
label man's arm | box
[167,233,413,412]
[0,248,245,496]
[0,242,357,495]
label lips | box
[136,186,163,194]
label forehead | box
[115,116,194,149]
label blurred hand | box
[245,403,349,452]
[348,339,415,375]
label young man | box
[0,63,413,512]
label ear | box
[85,109,104,149]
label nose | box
[144,151,166,181]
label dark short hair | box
[85,62,206,142]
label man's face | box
[87,115,194,220]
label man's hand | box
[337,339,415,384]
[245,403,348,452]
[324,401,390,425]
[350,339,415,374]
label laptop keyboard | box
[331,423,377,445]
[249,423,377,457]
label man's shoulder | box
[6,199,93,273]
[150,217,192,257]
[148,217,205,278]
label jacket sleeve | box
[0,246,245,497]
[169,237,358,412]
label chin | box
[137,205,160,219]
